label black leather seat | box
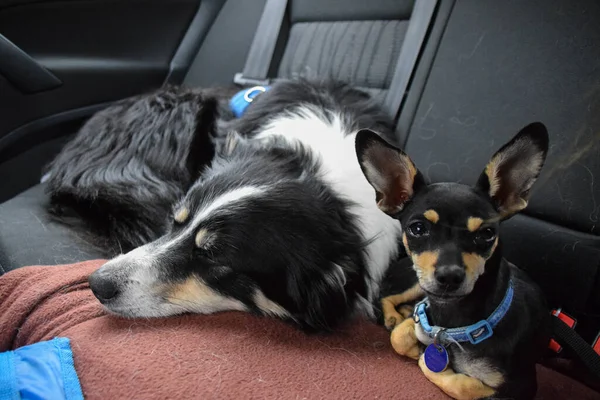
[399,0,600,338]
[0,184,105,274]
[0,0,599,339]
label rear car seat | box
[0,0,599,346]
[0,0,419,272]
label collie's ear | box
[355,129,424,215]
[289,263,352,332]
[475,122,549,218]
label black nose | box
[434,265,465,289]
[88,270,120,302]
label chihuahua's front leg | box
[390,318,421,360]
[381,283,424,329]
[418,356,496,400]
[382,297,413,329]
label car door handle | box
[0,34,62,94]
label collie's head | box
[88,140,368,331]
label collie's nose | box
[89,270,120,302]
[434,265,465,289]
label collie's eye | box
[194,246,215,260]
[407,221,429,237]
[474,228,496,245]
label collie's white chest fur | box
[256,105,403,300]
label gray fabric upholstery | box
[289,0,413,23]
[184,0,414,105]
[277,20,408,103]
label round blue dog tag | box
[424,343,449,373]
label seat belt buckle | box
[549,308,577,353]
[234,73,270,87]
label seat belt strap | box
[234,0,288,86]
[384,0,438,120]
[551,314,600,380]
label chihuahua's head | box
[356,122,549,299]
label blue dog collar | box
[414,280,514,345]
[229,85,271,118]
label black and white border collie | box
[46,79,403,332]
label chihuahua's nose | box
[89,270,120,302]
[434,265,465,289]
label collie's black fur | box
[47,79,404,332]
[45,86,238,254]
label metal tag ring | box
[433,328,446,348]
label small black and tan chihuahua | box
[356,122,551,400]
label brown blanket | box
[0,260,598,400]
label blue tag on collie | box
[229,86,270,118]
[424,343,449,373]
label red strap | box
[593,332,600,356]
[549,339,562,353]
[553,308,577,328]
[549,309,577,353]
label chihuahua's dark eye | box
[474,228,496,245]
[407,221,429,237]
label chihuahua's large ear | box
[476,122,549,218]
[355,129,424,214]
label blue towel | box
[0,337,84,400]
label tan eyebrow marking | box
[195,229,210,248]
[423,209,439,224]
[174,207,190,223]
[467,217,484,232]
